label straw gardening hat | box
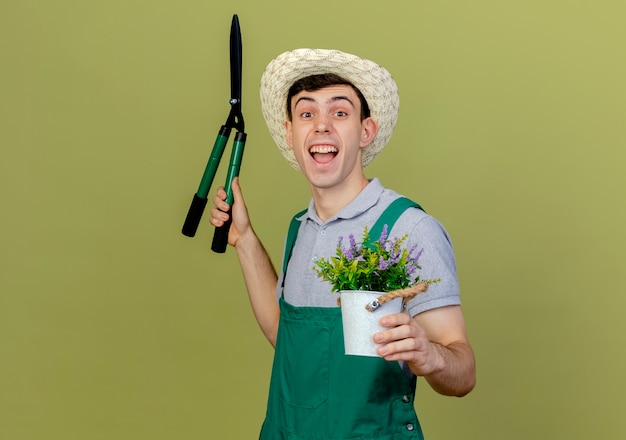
[260,48,399,171]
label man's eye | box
[300,111,313,118]
[335,111,347,117]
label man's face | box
[285,85,377,192]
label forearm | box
[420,340,476,397]
[235,229,280,346]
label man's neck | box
[310,176,369,222]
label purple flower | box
[349,234,357,251]
[390,249,402,265]
[341,246,353,260]
[341,233,358,260]
[408,247,423,265]
[379,256,389,270]
[379,224,389,244]
[337,233,360,260]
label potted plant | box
[313,224,440,356]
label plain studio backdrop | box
[1,1,624,439]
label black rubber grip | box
[182,194,208,237]
[211,209,232,253]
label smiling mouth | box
[309,145,338,163]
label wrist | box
[234,227,262,258]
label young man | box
[210,48,475,439]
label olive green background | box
[1,1,624,439]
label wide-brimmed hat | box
[260,48,399,171]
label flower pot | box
[340,290,403,357]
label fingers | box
[378,339,423,360]
[213,186,228,208]
[210,186,230,227]
[374,313,428,361]
[374,318,419,347]
[379,312,412,328]
[375,328,427,363]
[209,177,249,231]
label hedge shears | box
[182,14,245,253]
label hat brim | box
[260,48,399,171]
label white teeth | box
[309,146,337,154]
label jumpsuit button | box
[320,229,326,236]
[406,423,415,431]
[402,395,411,403]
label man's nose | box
[315,115,331,133]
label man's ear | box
[359,117,378,148]
[285,120,293,148]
